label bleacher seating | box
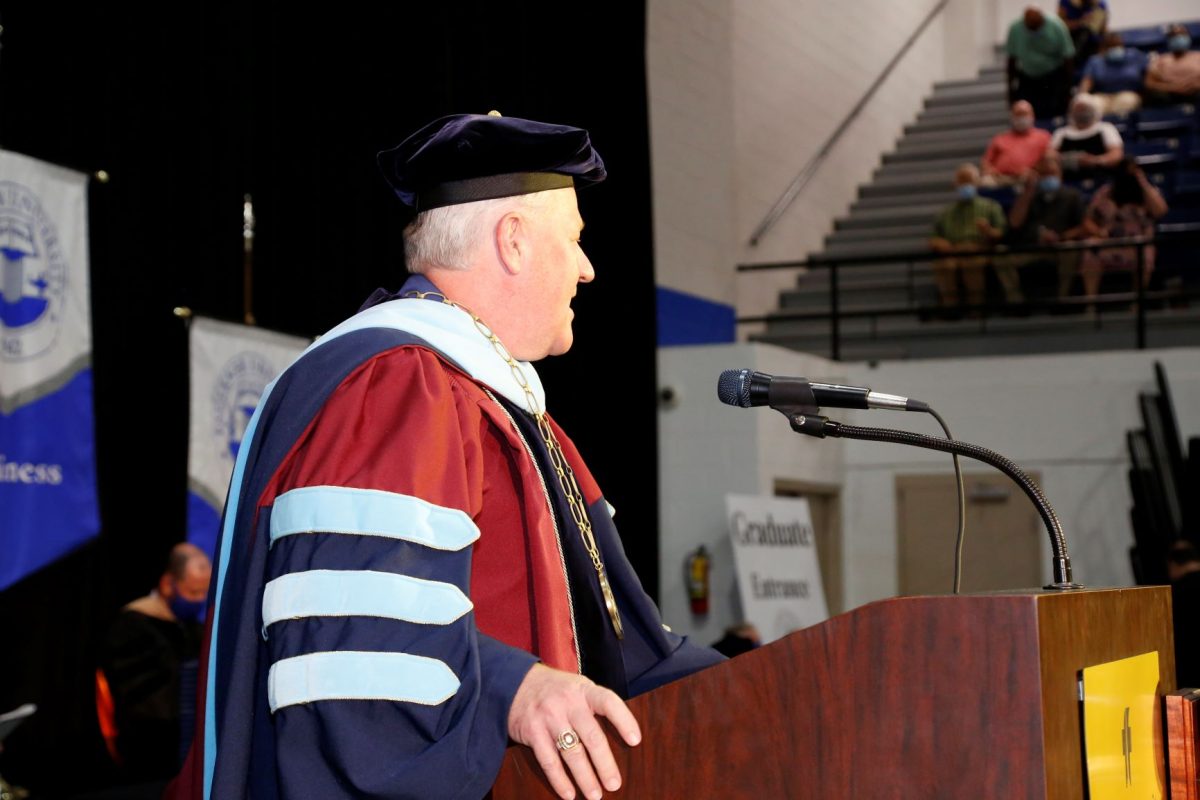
[755,21,1200,361]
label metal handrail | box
[746,0,951,247]
[737,229,1200,272]
[736,230,1200,360]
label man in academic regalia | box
[168,112,724,800]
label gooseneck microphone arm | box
[789,412,1080,590]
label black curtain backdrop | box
[0,5,657,795]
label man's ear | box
[495,210,525,276]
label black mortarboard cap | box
[377,112,607,211]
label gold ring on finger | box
[555,730,580,752]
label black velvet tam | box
[377,113,607,211]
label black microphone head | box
[717,369,753,407]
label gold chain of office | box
[402,290,624,640]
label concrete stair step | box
[820,237,931,260]
[934,73,1006,91]
[925,84,1007,107]
[826,223,931,244]
[753,307,1200,361]
[794,261,923,283]
[874,156,970,179]
[781,280,926,310]
[834,204,945,228]
[905,113,1008,134]
[884,140,985,163]
[900,123,1005,146]
[861,174,953,197]
[919,99,1010,120]
[853,190,954,211]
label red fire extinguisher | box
[686,545,710,615]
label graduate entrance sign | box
[725,493,828,643]
[0,150,98,590]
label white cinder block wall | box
[993,0,1200,39]
[657,344,846,640]
[646,0,740,308]
[659,345,1200,636]
[648,0,993,326]
[838,348,1200,609]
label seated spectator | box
[981,100,1052,186]
[929,164,1009,310]
[99,542,211,784]
[1005,151,1089,298]
[1079,33,1148,114]
[1145,24,1200,103]
[1051,93,1123,182]
[1058,0,1109,68]
[1079,157,1168,301]
[1007,7,1076,118]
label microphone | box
[717,369,928,412]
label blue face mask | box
[1039,176,1062,194]
[169,592,208,624]
[1105,47,1126,61]
[1168,34,1192,53]
[957,184,978,200]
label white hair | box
[1072,92,1102,116]
[403,190,556,273]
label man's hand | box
[508,663,642,800]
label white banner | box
[0,150,98,589]
[726,493,828,643]
[187,316,308,557]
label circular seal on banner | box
[0,181,68,361]
[211,352,277,463]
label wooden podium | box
[492,587,1174,799]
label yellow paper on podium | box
[1081,651,1163,799]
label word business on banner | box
[0,150,98,590]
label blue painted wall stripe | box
[656,286,736,346]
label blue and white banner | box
[187,317,307,558]
[0,150,98,590]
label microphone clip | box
[784,411,842,439]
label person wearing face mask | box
[1145,24,1200,103]
[1004,151,1089,299]
[929,164,1010,311]
[1079,157,1168,302]
[1079,33,1147,114]
[99,542,211,785]
[1007,6,1076,118]
[1050,92,1124,182]
[981,100,1052,186]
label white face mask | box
[1071,109,1097,127]
[1012,117,1033,132]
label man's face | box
[170,551,212,602]
[518,189,594,359]
[1011,101,1035,131]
